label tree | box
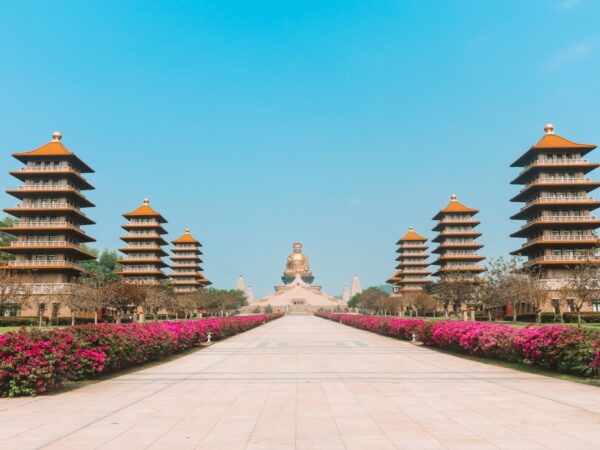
[519,268,551,324]
[432,271,479,320]
[0,269,34,317]
[143,283,176,321]
[176,294,198,319]
[411,292,437,317]
[63,283,96,325]
[352,287,390,315]
[562,261,600,325]
[0,217,15,264]
[480,257,524,322]
[105,282,146,323]
[98,249,118,271]
[347,295,359,308]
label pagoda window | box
[553,250,562,256]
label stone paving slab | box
[0,315,599,449]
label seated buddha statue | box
[283,242,314,284]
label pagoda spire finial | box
[544,123,555,135]
[185,228,190,233]
[143,198,150,205]
[451,194,457,201]
[408,226,414,231]
[52,131,62,142]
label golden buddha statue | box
[283,242,314,284]
[285,242,311,276]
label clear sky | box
[1,0,599,298]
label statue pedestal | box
[282,275,314,285]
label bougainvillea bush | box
[316,312,600,378]
[0,314,282,397]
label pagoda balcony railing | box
[13,221,85,232]
[18,184,80,192]
[120,256,163,261]
[523,255,600,266]
[8,260,84,270]
[400,253,429,258]
[174,245,197,249]
[439,217,477,223]
[442,240,477,245]
[443,252,479,257]
[522,235,598,247]
[171,264,199,268]
[122,280,161,286]
[400,269,431,274]
[400,244,427,248]
[127,221,161,226]
[521,196,594,209]
[122,247,163,252]
[521,177,592,191]
[21,165,80,174]
[523,216,597,228]
[438,230,478,235]
[441,264,481,269]
[521,158,590,173]
[125,234,163,239]
[11,240,87,249]
[120,267,163,273]
[15,202,82,211]
[171,253,197,257]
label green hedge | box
[500,312,600,323]
[564,312,600,323]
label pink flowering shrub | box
[0,314,282,397]
[315,312,600,378]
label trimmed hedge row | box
[0,313,282,397]
[316,313,600,378]
[502,312,600,324]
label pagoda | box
[387,227,431,293]
[431,195,485,277]
[169,228,211,293]
[0,132,96,283]
[510,124,600,278]
[116,199,168,285]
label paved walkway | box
[1,315,600,449]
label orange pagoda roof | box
[123,199,167,223]
[511,124,596,166]
[433,195,478,220]
[399,227,427,242]
[12,132,94,173]
[172,228,202,245]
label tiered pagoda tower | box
[169,228,211,293]
[510,124,600,278]
[432,195,485,277]
[387,227,431,293]
[116,199,168,285]
[0,132,96,283]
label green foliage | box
[196,288,249,316]
[352,287,393,314]
[264,304,273,313]
[80,248,119,284]
[0,216,15,264]
[347,296,359,308]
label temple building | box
[0,132,96,317]
[510,124,600,302]
[169,228,211,293]
[116,199,168,285]
[243,242,343,314]
[387,226,431,293]
[431,195,485,277]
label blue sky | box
[1,0,599,298]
